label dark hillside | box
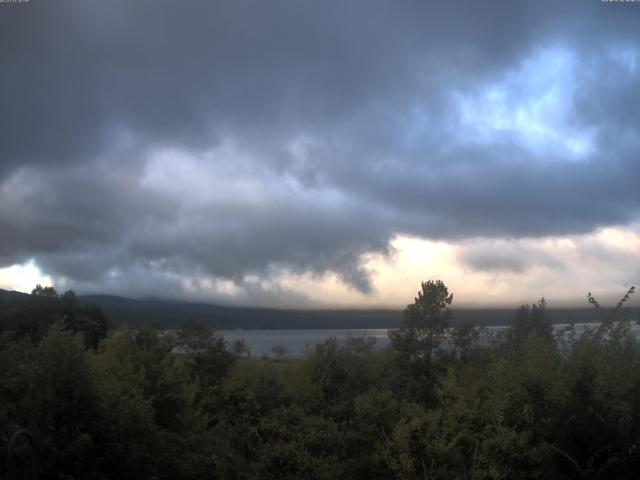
[3,289,630,330]
[78,294,404,329]
[78,293,614,329]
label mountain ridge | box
[2,288,623,329]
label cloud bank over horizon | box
[1,0,639,307]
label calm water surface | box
[219,329,390,356]
[218,322,640,356]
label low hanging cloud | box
[0,0,639,304]
[457,242,564,274]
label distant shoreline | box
[2,289,637,330]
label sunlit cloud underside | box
[3,226,637,309]
[0,260,53,295]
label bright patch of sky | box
[0,260,52,294]
[180,226,637,309]
[454,47,595,160]
[372,229,639,308]
[4,226,638,310]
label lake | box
[218,322,640,356]
[219,329,390,356]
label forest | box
[1,281,639,479]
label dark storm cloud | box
[1,0,639,299]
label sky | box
[0,0,639,309]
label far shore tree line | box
[0,281,638,479]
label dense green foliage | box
[1,282,639,479]
[0,286,109,349]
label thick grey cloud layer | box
[1,0,639,301]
